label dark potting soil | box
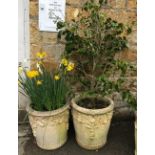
[77,98,110,109]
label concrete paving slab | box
[19,120,135,155]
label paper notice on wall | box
[39,0,66,32]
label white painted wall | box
[18,0,30,109]
[18,0,30,67]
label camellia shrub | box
[56,0,136,110]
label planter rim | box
[26,103,69,117]
[71,95,114,115]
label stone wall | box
[29,0,136,65]
[18,0,137,112]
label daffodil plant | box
[57,0,136,110]
[18,52,74,111]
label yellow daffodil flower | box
[26,70,39,79]
[54,75,60,80]
[66,62,75,71]
[36,80,42,85]
[36,52,47,59]
[61,58,68,66]
[18,66,23,74]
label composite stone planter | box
[71,96,114,150]
[26,104,69,150]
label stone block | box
[108,0,116,8]
[41,32,58,44]
[66,0,88,6]
[30,20,58,44]
[115,47,137,62]
[127,0,137,10]
[102,9,136,24]
[30,1,38,18]
[127,30,137,45]
[116,0,126,9]
[30,20,41,44]
[42,44,65,62]
[66,6,79,21]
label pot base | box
[76,137,107,150]
[36,136,68,150]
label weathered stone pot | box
[26,104,69,150]
[71,96,114,150]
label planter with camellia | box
[57,0,136,150]
[18,52,75,150]
[71,94,114,150]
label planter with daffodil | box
[18,52,74,150]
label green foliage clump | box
[18,53,74,111]
[57,0,136,110]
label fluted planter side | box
[71,96,114,150]
[26,104,69,150]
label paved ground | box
[19,119,135,155]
